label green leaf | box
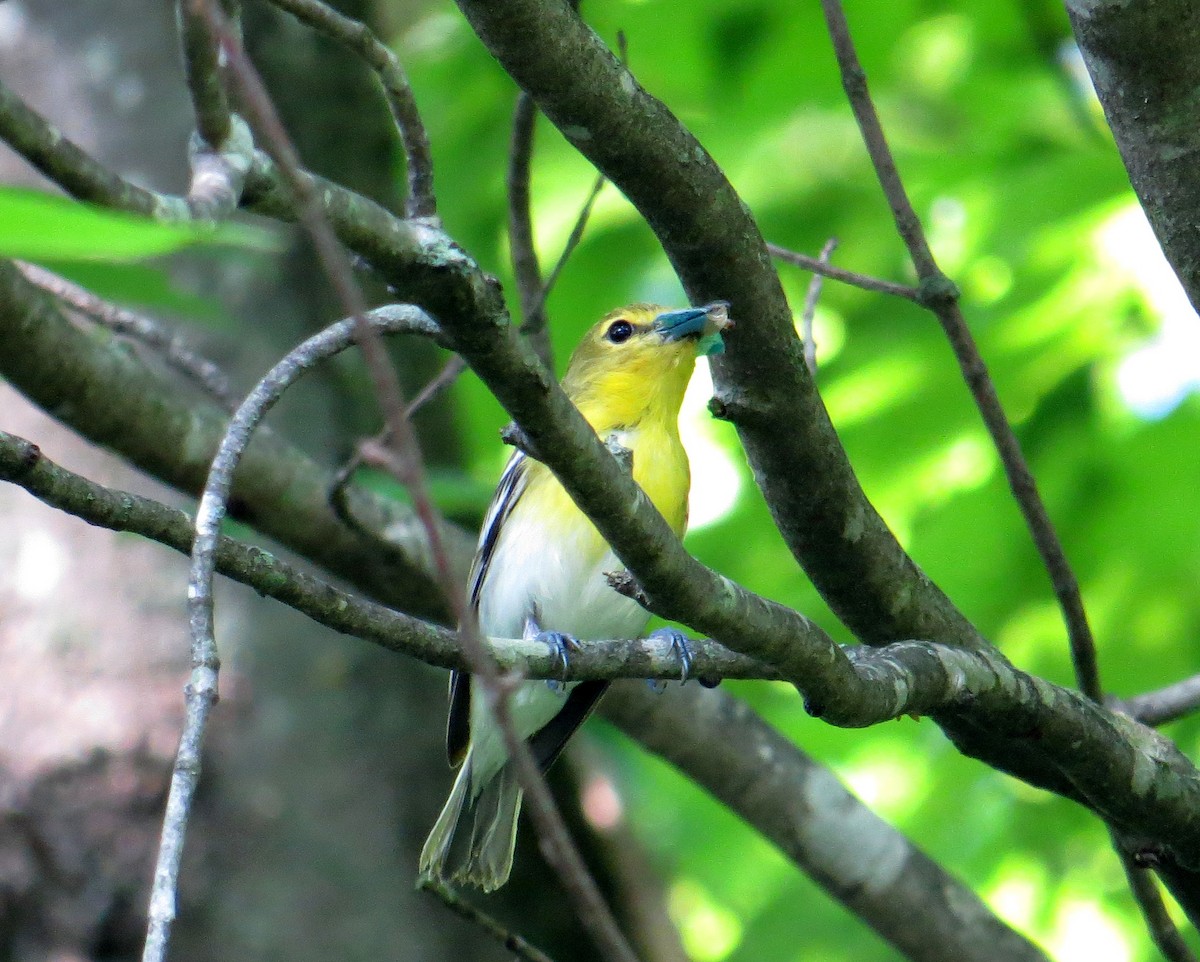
[0,187,276,262]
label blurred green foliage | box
[395,1,1200,960]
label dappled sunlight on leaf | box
[669,878,744,962]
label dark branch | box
[507,91,551,367]
[1065,0,1200,314]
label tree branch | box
[0,429,767,683]
[768,241,919,302]
[603,683,1050,962]
[178,0,233,149]
[15,261,237,409]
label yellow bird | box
[419,302,729,891]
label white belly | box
[475,496,650,643]
[468,484,650,785]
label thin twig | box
[508,11,614,369]
[767,242,919,302]
[178,0,233,148]
[535,173,605,317]
[818,0,1103,704]
[327,353,467,561]
[1118,674,1200,728]
[799,238,837,376]
[406,353,467,418]
[15,262,237,409]
[264,0,436,218]
[418,879,557,962]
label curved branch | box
[819,0,1102,704]
[263,0,436,218]
[0,429,768,682]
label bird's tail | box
[418,756,523,892]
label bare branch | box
[0,77,189,218]
[264,0,437,218]
[507,91,550,366]
[768,241,918,302]
[536,173,605,315]
[0,428,764,683]
[0,74,250,221]
[1116,853,1197,962]
[143,303,443,962]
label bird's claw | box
[537,630,579,692]
[646,627,694,692]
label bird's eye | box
[606,320,634,344]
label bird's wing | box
[527,680,609,771]
[446,451,530,767]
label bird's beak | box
[653,305,717,341]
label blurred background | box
[1,0,1198,960]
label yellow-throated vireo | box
[420,302,731,891]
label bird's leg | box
[646,627,694,691]
[524,614,578,693]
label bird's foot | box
[536,630,579,692]
[646,627,693,692]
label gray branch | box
[603,683,1050,962]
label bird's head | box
[561,303,730,433]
